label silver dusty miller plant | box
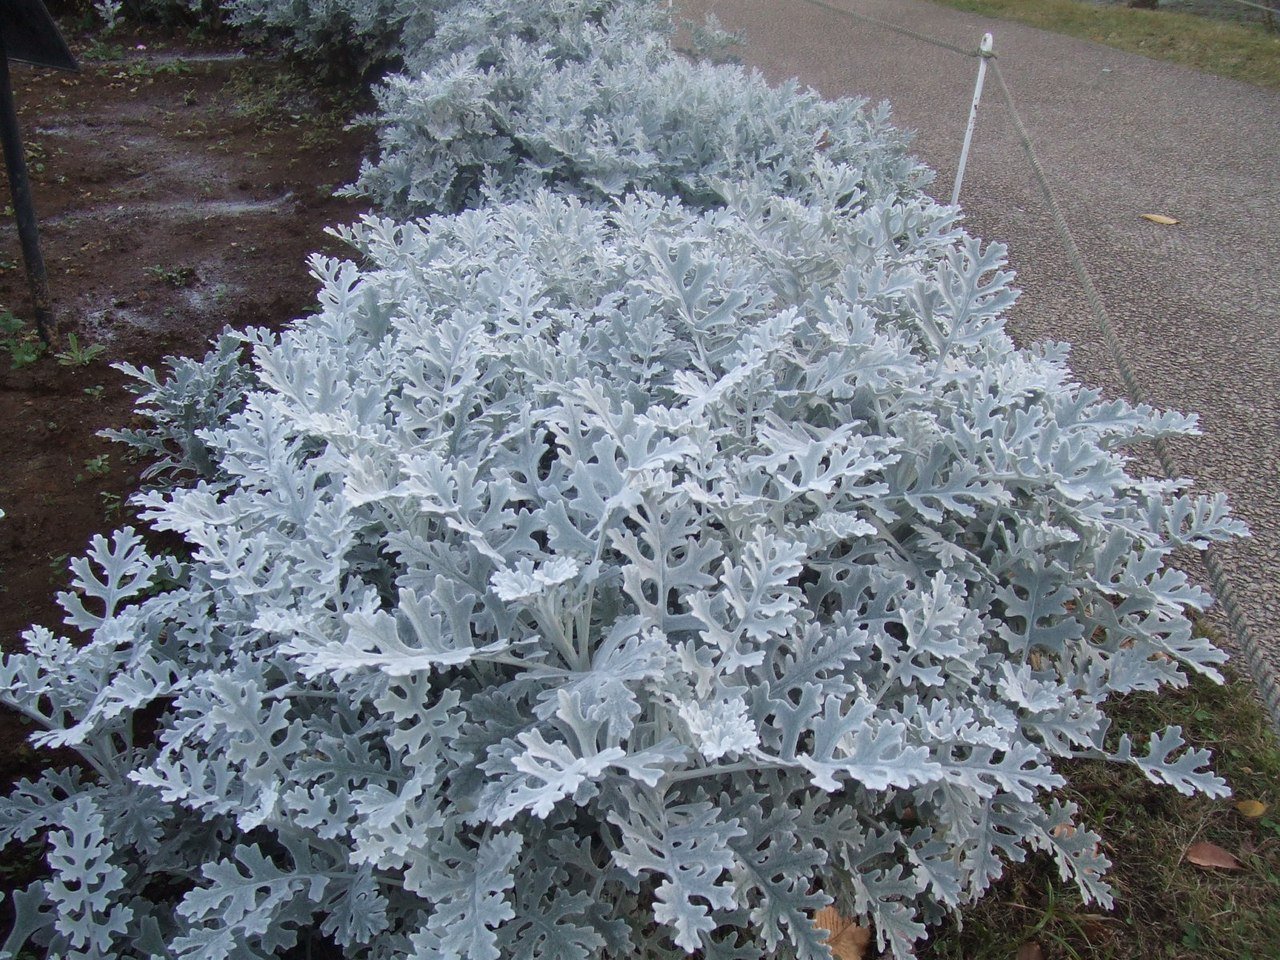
[351,16,922,218]
[214,0,662,75]
[0,0,1246,957]
[0,178,1243,959]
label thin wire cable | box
[1211,0,1278,17]
[791,0,981,57]
[989,57,1280,734]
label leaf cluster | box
[0,1,1247,959]
[351,16,923,218]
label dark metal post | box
[0,30,53,343]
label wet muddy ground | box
[0,22,372,784]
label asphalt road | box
[680,0,1280,713]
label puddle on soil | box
[182,273,239,314]
[119,51,253,64]
[35,125,246,192]
[46,194,297,226]
[77,302,163,341]
[72,254,298,343]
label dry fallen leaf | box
[1017,942,1046,960]
[1185,841,1244,870]
[1140,213,1179,225]
[813,907,872,960]
[1235,799,1268,819]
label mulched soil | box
[0,21,373,787]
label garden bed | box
[0,5,1270,960]
[0,22,370,784]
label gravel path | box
[681,0,1280,716]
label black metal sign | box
[0,0,78,341]
[0,0,77,72]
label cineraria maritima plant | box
[351,21,923,218]
[213,0,664,77]
[0,0,1248,957]
[0,180,1242,959]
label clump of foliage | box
[0,311,46,370]
[218,0,407,77]
[351,21,922,217]
[219,0,660,79]
[921,659,1280,960]
[0,0,1249,958]
[0,180,1243,958]
[54,334,107,368]
[393,0,666,72]
[102,330,258,485]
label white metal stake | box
[951,32,994,208]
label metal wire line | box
[785,0,1280,731]
[1215,0,1279,17]
[791,0,982,57]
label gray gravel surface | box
[680,0,1280,714]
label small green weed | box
[77,455,111,482]
[6,339,44,369]
[119,58,192,81]
[0,311,46,369]
[82,38,126,62]
[100,491,123,521]
[46,552,68,585]
[83,384,105,399]
[144,264,196,288]
[55,333,106,367]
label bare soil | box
[0,22,372,786]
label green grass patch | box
[924,650,1280,960]
[930,0,1280,89]
[221,62,363,146]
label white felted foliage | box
[219,0,406,69]
[394,0,669,73]
[215,0,660,76]
[0,0,1246,956]
[352,19,924,218]
[103,330,258,484]
[0,182,1242,959]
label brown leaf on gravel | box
[1140,213,1180,225]
[1185,841,1244,870]
[813,907,871,960]
[1017,942,1046,960]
